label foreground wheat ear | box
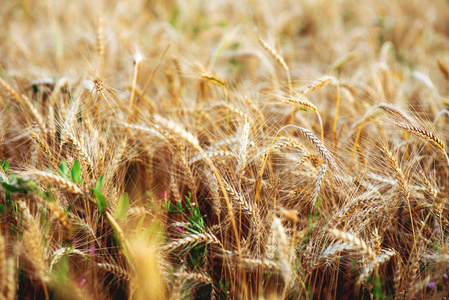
[2,1,449,299]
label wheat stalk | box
[0,235,5,295]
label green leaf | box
[92,189,108,214]
[114,193,129,221]
[92,175,108,214]
[52,253,69,281]
[71,160,82,183]
[2,182,27,193]
[59,160,69,179]
[1,158,9,172]
[176,202,183,213]
[96,174,104,191]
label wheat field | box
[1,0,449,299]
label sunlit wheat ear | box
[21,94,46,134]
[108,136,128,180]
[22,170,85,195]
[261,124,338,175]
[297,76,332,95]
[29,129,53,161]
[60,97,80,144]
[405,253,420,298]
[394,122,445,151]
[257,30,291,90]
[200,73,226,87]
[152,115,201,150]
[0,78,47,131]
[393,257,403,298]
[279,95,317,111]
[382,145,408,190]
[0,77,21,104]
[327,229,376,262]
[18,201,47,281]
[438,59,449,82]
[64,131,94,173]
[357,249,395,286]
[255,124,339,203]
[4,256,15,300]
[223,180,255,215]
[377,103,415,124]
[171,270,213,299]
[273,217,291,284]
[46,202,72,241]
[236,121,250,179]
[160,232,222,253]
[238,257,280,271]
[49,247,87,273]
[311,164,327,208]
[418,170,437,199]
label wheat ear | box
[97,262,131,282]
[280,96,317,111]
[4,258,15,300]
[257,31,292,90]
[255,124,338,204]
[394,122,445,151]
[273,217,291,283]
[18,201,47,280]
[327,229,376,262]
[311,164,327,207]
[161,232,222,253]
[22,170,85,195]
[297,76,332,95]
[438,59,449,82]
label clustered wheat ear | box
[2,1,449,299]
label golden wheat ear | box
[438,59,449,82]
[393,122,445,151]
[256,29,292,91]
